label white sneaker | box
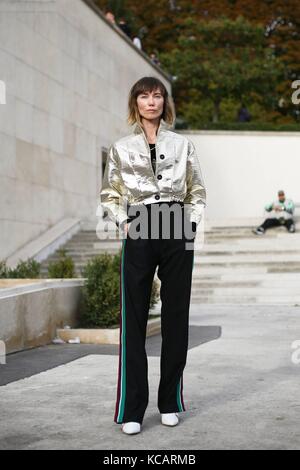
[161,412,179,426]
[121,422,141,435]
[288,224,296,233]
[252,227,264,235]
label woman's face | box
[136,88,164,122]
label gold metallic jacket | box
[99,118,206,227]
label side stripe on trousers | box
[177,375,185,412]
[114,238,127,423]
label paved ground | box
[0,324,220,386]
[0,303,300,450]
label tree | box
[92,0,299,126]
[160,15,285,125]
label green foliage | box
[161,15,285,126]
[0,260,9,278]
[93,0,300,125]
[80,252,121,328]
[47,249,75,278]
[177,97,300,130]
[0,258,41,278]
[80,251,160,328]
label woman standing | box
[100,76,206,435]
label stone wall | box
[0,0,171,259]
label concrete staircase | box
[40,224,300,305]
[192,225,300,305]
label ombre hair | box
[127,76,176,128]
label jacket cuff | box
[187,206,205,226]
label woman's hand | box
[123,222,133,236]
[119,219,131,234]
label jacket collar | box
[133,118,171,138]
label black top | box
[149,143,156,175]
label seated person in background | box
[252,190,296,235]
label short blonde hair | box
[127,76,176,127]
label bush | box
[0,258,41,278]
[47,248,75,278]
[80,250,160,328]
[0,260,8,278]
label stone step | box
[190,295,300,304]
[202,234,299,241]
[41,258,300,270]
[194,253,300,262]
[194,261,300,270]
[38,224,300,306]
[53,240,300,255]
[75,234,280,242]
[192,279,300,288]
[218,272,300,281]
[194,268,300,275]
[61,228,300,237]
[192,280,260,288]
[207,227,293,234]
[190,286,300,295]
[202,240,300,248]
[200,247,300,254]
[63,241,121,246]
[62,233,300,243]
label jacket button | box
[155,194,160,200]
[160,154,165,159]
[157,174,162,180]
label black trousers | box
[114,202,195,424]
[259,217,294,231]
